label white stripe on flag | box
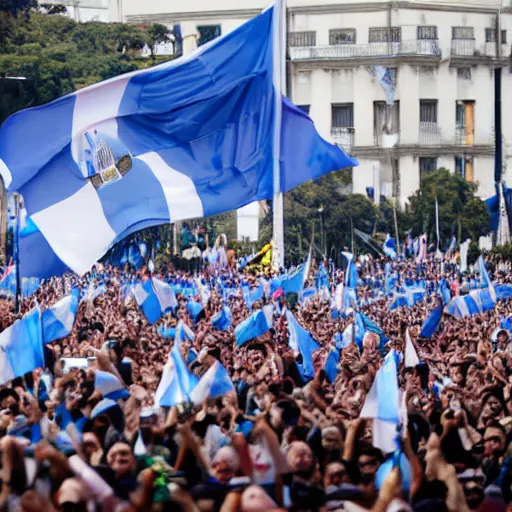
[137,152,204,222]
[32,183,116,275]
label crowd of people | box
[0,252,511,511]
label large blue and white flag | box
[42,289,80,344]
[133,278,177,324]
[2,3,356,278]
[189,360,235,405]
[0,307,44,386]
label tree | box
[0,12,175,123]
[259,170,376,266]
[408,168,490,249]
[144,23,171,61]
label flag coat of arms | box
[0,2,356,278]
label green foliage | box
[143,23,171,60]
[0,12,174,123]
[260,170,377,265]
[408,168,491,248]
[490,241,512,261]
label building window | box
[457,67,472,80]
[374,101,400,144]
[452,27,474,40]
[485,28,507,44]
[288,31,316,47]
[455,156,465,178]
[369,27,402,43]
[329,28,356,45]
[197,25,221,46]
[297,105,310,115]
[332,103,354,128]
[419,157,438,174]
[417,26,438,40]
[420,100,438,123]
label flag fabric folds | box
[133,278,177,324]
[42,289,80,344]
[280,265,306,295]
[286,310,319,379]
[2,5,356,278]
[189,361,235,405]
[420,304,443,338]
[404,329,420,368]
[383,235,397,259]
[235,305,273,347]
[324,349,339,383]
[155,344,198,407]
[360,350,400,453]
[211,306,233,331]
[342,251,358,289]
[477,256,497,303]
[445,289,495,318]
[0,307,44,386]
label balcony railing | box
[419,122,493,146]
[331,127,354,153]
[451,39,508,58]
[290,39,441,61]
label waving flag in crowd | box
[1,2,356,279]
[0,307,44,386]
[42,289,80,344]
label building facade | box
[40,0,118,22]
[119,0,512,208]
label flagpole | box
[435,196,440,252]
[393,205,400,255]
[13,193,21,313]
[272,0,286,270]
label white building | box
[40,0,118,22]
[120,0,512,209]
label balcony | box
[450,39,509,65]
[290,39,441,66]
[331,127,354,154]
[350,125,494,159]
